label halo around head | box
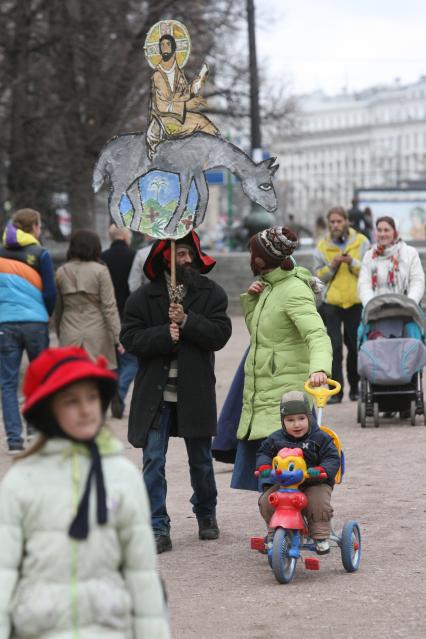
[144,20,191,69]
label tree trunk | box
[7,2,31,209]
[68,158,96,230]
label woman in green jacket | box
[0,346,170,639]
[231,227,332,491]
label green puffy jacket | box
[0,428,170,639]
[237,266,332,441]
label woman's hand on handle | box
[309,371,328,387]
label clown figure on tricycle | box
[251,379,362,584]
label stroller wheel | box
[360,402,367,428]
[357,399,361,423]
[373,403,379,428]
[410,401,417,426]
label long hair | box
[66,229,102,262]
[327,206,348,220]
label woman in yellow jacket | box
[313,207,370,403]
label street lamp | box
[247,0,261,160]
[244,0,275,237]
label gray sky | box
[255,0,426,95]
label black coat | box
[120,274,232,447]
[101,240,135,319]
[256,419,340,487]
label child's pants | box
[258,483,333,539]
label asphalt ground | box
[1,316,426,639]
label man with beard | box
[146,33,219,158]
[120,232,232,553]
[314,207,370,403]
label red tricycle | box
[250,379,362,584]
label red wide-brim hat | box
[143,230,216,281]
[22,346,117,420]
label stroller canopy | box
[361,294,425,334]
[359,293,426,385]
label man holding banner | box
[120,231,232,553]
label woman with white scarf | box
[358,216,425,307]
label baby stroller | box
[357,293,426,427]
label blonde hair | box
[12,208,41,233]
[327,206,347,220]
[108,223,131,243]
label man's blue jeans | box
[143,402,218,536]
[0,322,49,444]
[117,351,138,401]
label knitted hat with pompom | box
[250,226,298,272]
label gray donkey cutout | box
[93,132,278,235]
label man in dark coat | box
[347,197,372,240]
[120,231,232,553]
[101,224,137,418]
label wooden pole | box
[247,0,262,154]
[170,239,176,290]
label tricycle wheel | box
[341,520,362,572]
[272,528,297,584]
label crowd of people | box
[0,202,424,637]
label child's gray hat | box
[280,390,313,424]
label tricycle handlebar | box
[304,378,342,408]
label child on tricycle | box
[256,389,340,555]
[252,382,361,583]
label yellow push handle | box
[304,378,342,408]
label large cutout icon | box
[93,20,278,239]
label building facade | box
[274,77,426,227]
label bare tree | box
[0,0,296,235]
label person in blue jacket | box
[0,208,56,453]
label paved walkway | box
[1,316,426,638]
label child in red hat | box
[0,346,170,638]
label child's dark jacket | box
[256,418,340,488]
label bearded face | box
[176,262,200,290]
[161,49,174,62]
[159,36,176,63]
[328,214,349,241]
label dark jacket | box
[101,240,135,319]
[256,418,340,487]
[212,348,248,463]
[348,206,372,239]
[120,274,232,447]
